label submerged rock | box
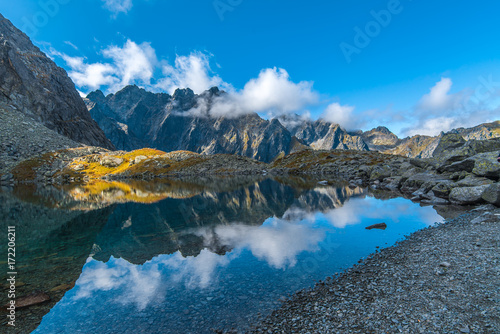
[365,223,387,230]
[15,291,50,308]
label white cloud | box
[196,219,325,269]
[156,52,229,94]
[53,39,157,94]
[102,0,133,16]
[186,67,319,118]
[417,77,461,112]
[320,102,355,129]
[238,68,318,115]
[402,77,494,136]
[102,39,157,89]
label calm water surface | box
[0,177,444,333]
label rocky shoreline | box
[248,205,500,334]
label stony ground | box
[0,107,81,175]
[249,205,500,334]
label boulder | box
[370,165,393,181]
[437,159,475,173]
[431,181,456,199]
[456,175,493,187]
[449,185,489,205]
[100,157,124,168]
[134,155,148,164]
[471,152,500,180]
[481,183,500,206]
[401,173,447,192]
[432,133,466,158]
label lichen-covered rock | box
[456,175,494,187]
[481,183,500,206]
[432,133,466,158]
[449,185,489,205]
[431,181,455,199]
[437,158,475,173]
[471,152,500,180]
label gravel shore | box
[249,205,500,334]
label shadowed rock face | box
[0,14,114,150]
[86,86,294,162]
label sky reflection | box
[34,187,443,334]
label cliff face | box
[86,86,295,162]
[0,13,114,149]
[284,118,370,151]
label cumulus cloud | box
[102,0,133,16]
[402,77,498,136]
[156,52,229,94]
[195,219,325,269]
[417,77,462,112]
[237,68,318,115]
[320,102,356,129]
[102,40,157,88]
[186,67,319,118]
[53,39,157,94]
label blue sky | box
[2,0,500,136]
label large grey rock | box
[431,181,456,199]
[432,133,466,158]
[437,159,475,173]
[481,183,500,206]
[449,185,489,205]
[100,157,123,168]
[471,152,500,180]
[456,175,494,187]
[0,14,114,149]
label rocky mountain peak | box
[0,13,114,149]
[86,90,106,103]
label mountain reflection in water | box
[0,177,443,334]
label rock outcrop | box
[0,13,114,149]
[359,126,400,151]
[288,119,369,151]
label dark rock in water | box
[0,14,114,149]
[12,291,50,308]
[365,223,387,230]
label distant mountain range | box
[1,12,498,163]
[85,85,500,162]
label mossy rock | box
[471,152,500,180]
[449,185,489,205]
[481,183,500,206]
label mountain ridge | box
[0,13,114,150]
